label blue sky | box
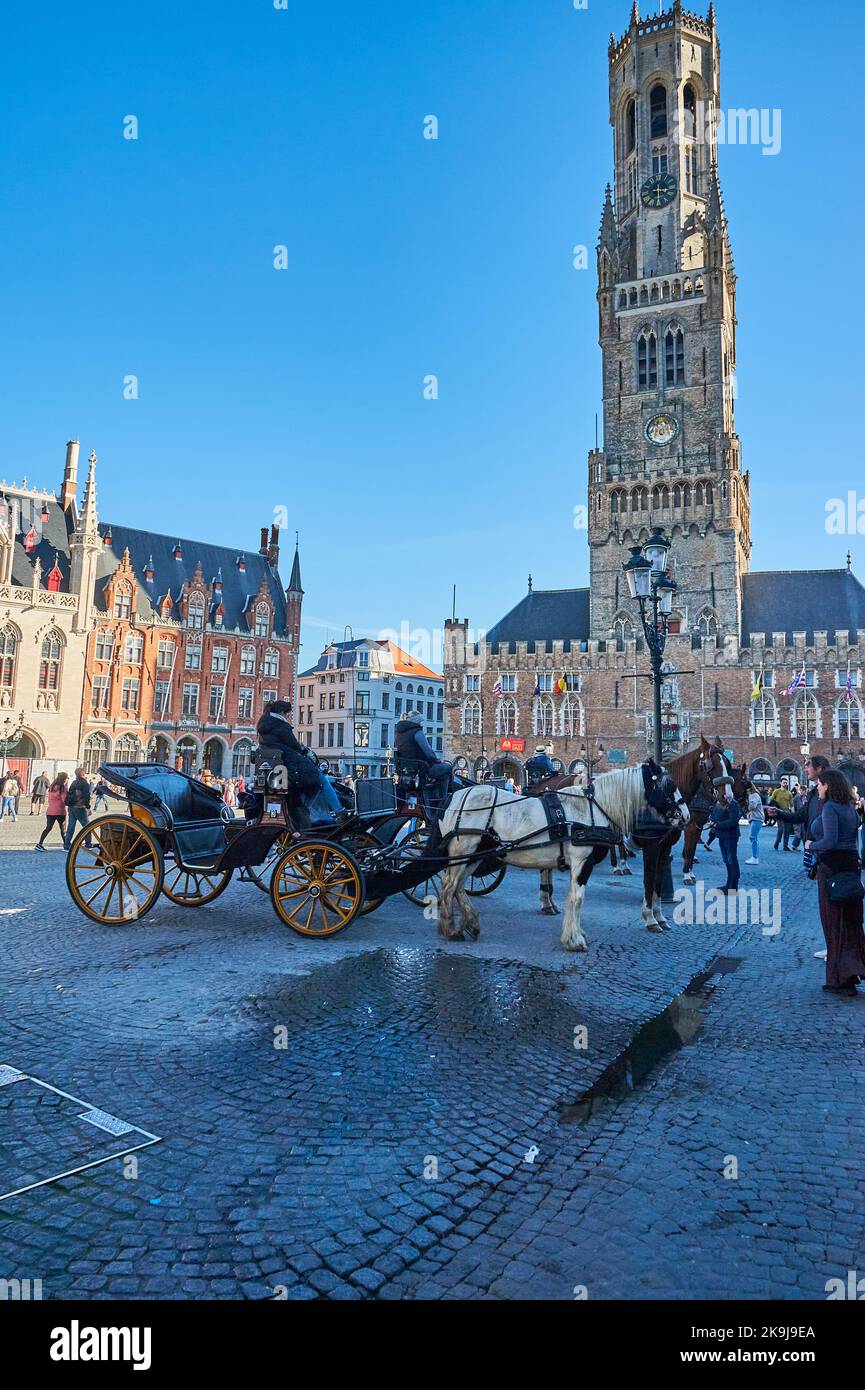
[1,0,859,669]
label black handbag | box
[827,871,865,905]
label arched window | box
[254,603,270,638]
[240,645,256,676]
[697,610,719,638]
[625,98,636,154]
[38,629,64,691]
[533,696,556,737]
[695,482,704,507]
[115,733,142,765]
[836,695,863,740]
[232,739,254,779]
[462,697,481,736]
[683,83,697,139]
[704,481,714,505]
[792,692,821,741]
[673,484,682,508]
[665,328,685,385]
[560,694,585,739]
[82,731,111,776]
[0,623,19,701]
[113,582,132,621]
[263,649,279,678]
[496,697,518,737]
[637,330,657,390]
[650,84,668,139]
[683,483,692,507]
[613,613,636,649]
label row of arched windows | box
[460,695,585,739]
[619,278,704,310]
[752,693,864,741]
[609,481,715,514]
[0,622,65,702]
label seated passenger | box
[256,700,344,827]
[395,712,453,816]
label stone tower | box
[587,1,750,643]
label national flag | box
[783,665,807,696]
[845,663,854,705]
[750,669,763,702]
[555,674,568,695]
[493,679,503,700]
[532,677,542,697]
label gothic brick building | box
[1,439,303,784]
[444,2,865,794]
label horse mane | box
[562,765,646,835]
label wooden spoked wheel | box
[466,863,507,897]
[270,840,364,937]
[162,862,233,906]
[358,897,385,917]
[66,815,164,925]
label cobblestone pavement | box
[1,826,863,1300]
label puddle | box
[559,956,743,1125]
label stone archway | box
[492,756,522,785]
[2,730,41,791]
[203,737,226,777]
[176,737,199,775]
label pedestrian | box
[30,770,49,815]
[707,775,741,892]
[223,778,237,811]
[92,777,110,813]
[36,773,68,850]
[64,766,92,849]
[769,778,794,851]
[807,769,865,997]
[1,772,20,821]
[744,783,765,865]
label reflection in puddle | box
[559,956,743,1125]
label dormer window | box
[188,596,205,630]
[173,543,183,561]
[236,555,247,573]
[113,584,132,620]
[254,603,270,638]
[23,526,37,554]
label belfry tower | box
[587,2,750,642]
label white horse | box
[435,766,689,952]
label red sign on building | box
[499,738,526,753]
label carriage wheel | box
[66,816,164,925]
[162,863,233,906]
[359,897,385,917]
[466,863,507,897]
[270,841,364,937]
[399,823,443,908]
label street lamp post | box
[622,528,679,765]
[579,741,606,780]
[0,709,26,781]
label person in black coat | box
[772,755,830,865]
[256,701,343,824]
[706,777,741,892]
[395,713,452,814]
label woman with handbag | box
[806,769,865,997]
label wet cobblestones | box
[1,832,864,1299]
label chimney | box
[259,526,269,556]
[268,522,280,566]
[60,439,80,511]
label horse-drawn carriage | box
[64,753,504,937]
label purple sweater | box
[810,802,859,856]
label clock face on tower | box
[645,412,679,447]
[641,172,677,209]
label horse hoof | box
[464,923,480,941]
[646,921,664,934]
[563,938,588,953]
[541,906,558,916]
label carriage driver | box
[525,745,555,787]
[395,712,453,816]
[256,700,345,826]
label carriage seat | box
[395,757,431,789]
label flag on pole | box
[555,674,568,695]
[532,677,542,697]
[750,668,764,702]
[493,679,503,700]
[845,661,854,705]
[783,665,807,696]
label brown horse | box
[530,738,747,929]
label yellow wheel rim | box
[162,863,232,905]
[271,842,363,937]
[67,817,163,925]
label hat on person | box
[534,745,547,754]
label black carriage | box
[64,757,504,938]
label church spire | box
[598,183,617,252]
[75,450,99,543]
[287,536,303,595]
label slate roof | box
[485,588,591,654]
[94,524,289,633]
[741,569,865,646]
[8,497,73,589]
